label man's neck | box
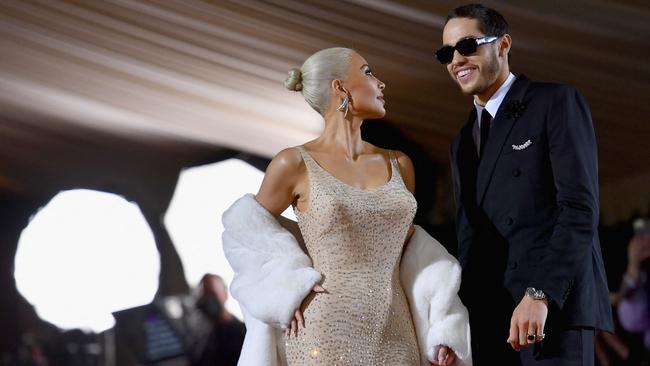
[474,68,510,107]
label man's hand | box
[507,295,548,351]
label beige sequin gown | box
[285,146,421,365]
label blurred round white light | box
[164,158,296,319]
[14,189,160,333]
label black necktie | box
[480,109,492,158]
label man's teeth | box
[457,69,472,78]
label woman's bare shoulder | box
[270,147,304,172]
[392,150,416,193]
[255,147,306,215]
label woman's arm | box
[401,227,468,366]
[397,151,460,365]
[255,148,303,215]
[253,147,323,337]
[396,150,416,244]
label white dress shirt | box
[473,72,516,154]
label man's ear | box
[499,34,512,58]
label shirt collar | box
[474,72,516,119]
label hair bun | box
[284,68,303,91]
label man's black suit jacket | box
[450,74,613,331]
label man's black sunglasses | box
[435,36,498,64]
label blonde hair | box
[284,47,355,115]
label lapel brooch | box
[504,100,527,120]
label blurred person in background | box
[190,274,245,366]
[618,218,650,364]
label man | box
[440,4,613,365]
[190,274,246,366]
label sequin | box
[284,146,420,365]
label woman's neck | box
[317,113,365,160]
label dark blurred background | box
[1,1,649,365]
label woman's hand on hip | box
[286,284,325,338]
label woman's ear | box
[331,79,347,97]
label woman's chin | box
[354,106,386,120]
[368,108,386,119]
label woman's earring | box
[336,95,349,117]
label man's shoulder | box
[524,78,580,99]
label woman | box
[222,47,470,366]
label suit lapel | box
[475,75,531,205]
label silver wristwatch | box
[525,287,547,301]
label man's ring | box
[536,333,545,340]
[527,334,535,341]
